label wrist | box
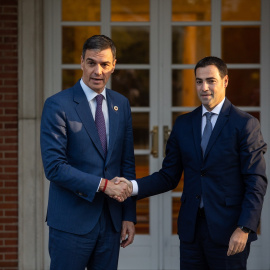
[238,226,251,234]
[99,178,108,192]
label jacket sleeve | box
[237,116,267,232]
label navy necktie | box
[95,95,107,157]
[201,112,213,157]
[200,112,213,208]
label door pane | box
[222,26,260,64]
[62,26,100,64]
[172,69,200,107]
[111,0,150,22]
[172,197,181,234]
[112,26,150,64]
[62,69,82,89]
[112,69,149,107]
[222,0,260,21]
[172,26,211,64]
[172,0,211,21]
[135,155,149,234]
[132,113,149,149]
[226,69,260,106]
[62,0,100,21]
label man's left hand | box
[227,227,249,256]
[120,221,135,248]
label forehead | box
[84,48,114,62]
[196,65,221,79]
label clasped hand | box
[102,177,133,202]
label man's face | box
[195,65,228,111]
[81,48,116,94]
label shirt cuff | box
[131,180,138,196]
[97,178,102,192]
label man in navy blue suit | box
[116,56,267,269]
[40,35,136,270]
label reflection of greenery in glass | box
[62,0,100,21]
[226,69,260,106]
[132,113,149,150]
[62,70,82,90]
[222,26,260,64]
[172,26,210,64]
[112,69,149,107]
[112,26,149,64]
[62,26,100,64]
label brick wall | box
[0,1,19,269]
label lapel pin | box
[114,106,118,111]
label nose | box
[94,64,102,75]
[201,81,208,91]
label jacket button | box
[196,195,201,200]
[104,167,107,171]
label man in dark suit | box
[116,56,267,269]
[40,35,136,270]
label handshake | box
[99,177,133,202]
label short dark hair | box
[82,35,116,60]
[194,56,228,79]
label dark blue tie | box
[95,95,107,157]
[201,112,213,157]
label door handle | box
[150,126,158,158]
[163,125,171,157]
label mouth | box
[91,78,103,82]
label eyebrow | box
[196,77,217,80]
[85,58,111,64]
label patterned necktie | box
[95,94,107,157]
[201,112,213,157]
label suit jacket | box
[136,98,267,245]
[40,80,136,235]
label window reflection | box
[172,69,200,107]
[111,0,149,22]
[62,26,100,64]
[62,0,100,21]
[112,69,149,107]
[222,0,260,21]
[112,26,149,64]
[172,26,211,65]
[226,69,260,106]
[135,155,149,234]
[222,26,260,64]
[62,69,82,90]
[172,0,211,21]
[172,197,181,234]
[132,113,149,149]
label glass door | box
[44,0,269,269]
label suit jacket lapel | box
[192,106,203,163]
[106,90,119,164]
[204,98,231,159]
[73,81,106,159]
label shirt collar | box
[80,78,107,102]
[202,97,225,116]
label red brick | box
[5,239,18,246]
[4,152,17,158]
[5,225,18,231]
[0,174,18,180]
[5,108,18,114]
[0,203,17,210]
[4,196,18,202]
[5,137,18,144]
[0,160,17,166]
[0,217,18,224]
[4,167,18,173]
[0,188,17,194]
[5,253,18,260]
[5,210,18,217]
[0,261,18,268]
[3,7,17,14]
[0,232,18,238]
